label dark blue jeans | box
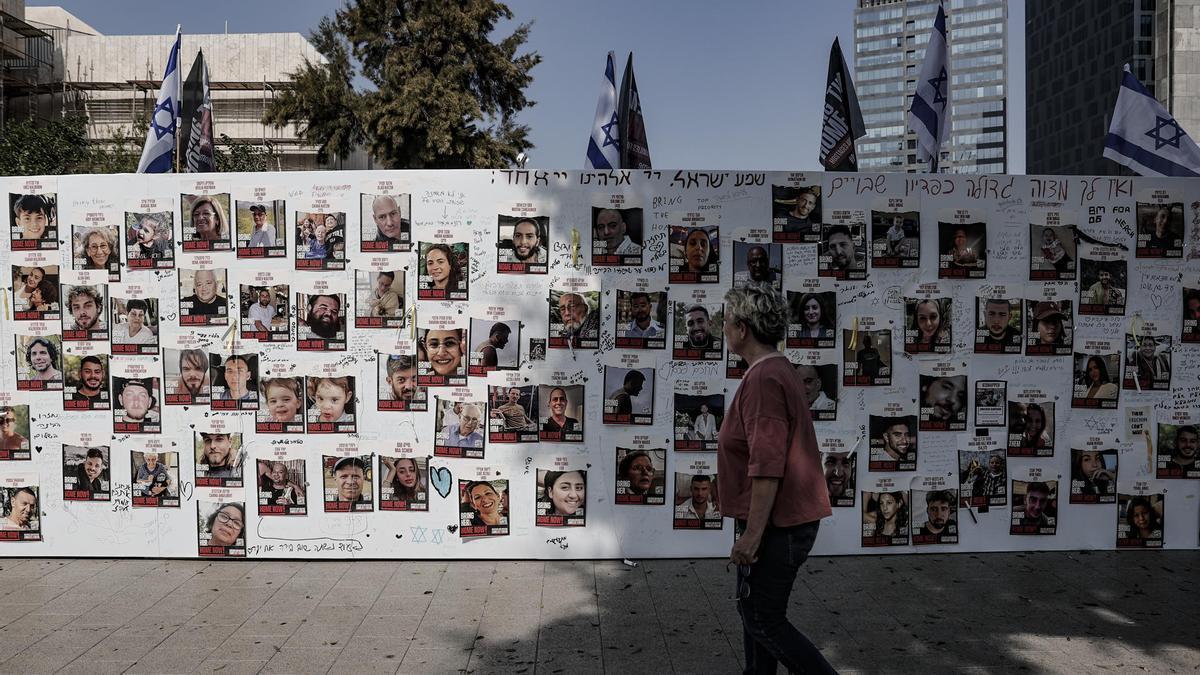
[735,520,836,674]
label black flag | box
[617,53,652,169]
[180,49,216,173]
[819,37,866,172]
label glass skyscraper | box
[854,0,1008,174]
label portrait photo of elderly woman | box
[197,501,246,556]
[74,225,120,281]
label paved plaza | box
[0,551,1195,673]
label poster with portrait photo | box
[488,382,539,444]
[197,501,246,558]
[178,268,229,326]
[732,240,783,291]
[0,405,32,460]
[16,334,63,392]
[548,281,601,350]
[1029,223,1077,280]
[870,208,919,268]
[1116,492,1164,548]
[673,471,722,530]
[296,292,347,351]
[194,431,245,488]
[1072,347,1121,409]
[771,183,821,243]
[355,270,404,329]
[112,376,161,434]
[209,353,258,411]
[73,223,121,282]
[821,443,856,508]
[379,455,428,511]
[958,446,1007,508]
[255,456,306,516]
[919,364,967,432]
[417,240,469,300]
[868,410,917,471]
[539,383,584,443]
[124,209,174,270]
[1183,286,1200,343]
[603,364,655,425]
[670,298,722,361]
[974,295,1021,354]
[904,295,951,354]
[861,488,909,547]
[416,322,467,387]
[973,380,1006,428]
[323,454,373,513]
[469,318,520,376]
[938,220,986,279]
[1007,397,1055,456]
[111,297,159,354]
[592,199,643,267]
[0,479,41,541]
[1135,200,1183,258]
[9,191,58,251]
[163,348,211,406]
[1156,421,1199,479]
[1123,332,1171,391]
[61,283,108,341]
[1025,299,1073,357]
[306,376,357,434]
[615,446,666,505]
[62,445,109,501]
[434,397,485,458]
[378,352,428,412]
[235,199,286,258]
[361,191,411,252]
[240,283,289,342]
[1078,254,1127,316]
[11,264,60,320]
[496,212,549,274]
[181,192,233,252]
[669,217,719,284]
[790,359,838,421]
[459,478,509,537]
[1010,479,1058,535]
[911,486,959,545]
[674,380,723,451]
[842,326,891,386]
[131,449,179,507]
[256,376,305,434]
[818,222,866,280]
[295,211,347,270]
[615,288,667,349]
[536,467,587,527]
[1070,445,1118,503]
[787,285,836,349]
[63,353,110,411]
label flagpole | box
[174,25,182,173]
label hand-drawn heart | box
[1151,293,1164,309]
[34,446,42,454]
[181,481,194,501]
[447,525,459,533]
[430,466,453,498]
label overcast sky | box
[35,0,1026,172]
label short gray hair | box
[724,282,788,345]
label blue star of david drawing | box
[929,67,948,110]
[1146,116,1186,150]
[431,529,444,544]
[150,97,177,141]
[600,111,619,148]
[410,526,427,543]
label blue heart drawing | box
[430,466,452,498]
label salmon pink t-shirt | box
[717,353,832,527]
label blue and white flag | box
[137,27,182,174]
[585,51,620,170]
[1103,64,1200,177]
[908,3,949,169]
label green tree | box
[215,134,279,172]
[0,116,92,176]
[265,0,541,169]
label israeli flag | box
[1103,65,1200,177]
[585,51,621,170]
[137,27,182,174]
[908,3,949,168]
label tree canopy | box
[265,0,541,169]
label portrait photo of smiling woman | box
[459,479,509,538]
[197,501,245,557]
[417,326,467,387]
[418,241,469,301]
[181,193,232,251]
